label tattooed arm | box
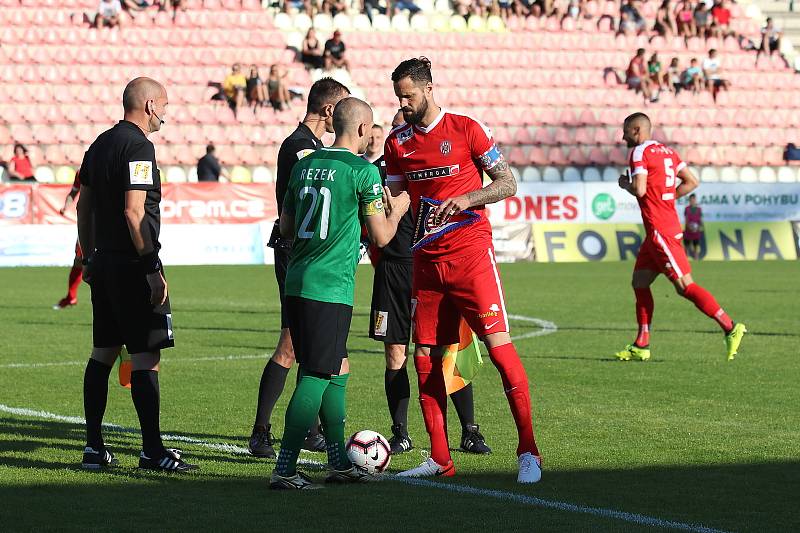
[432,157,517,220]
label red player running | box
[54,169,83,310]
[384,57,542,483]
[615,113,746,362]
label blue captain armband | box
[478,144,504,170]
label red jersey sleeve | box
[629,144,649,177]
[465,117,504,171]
[383,137,405,184]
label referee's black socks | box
[83,358,113,449]
[385,367,410,428]
[254,359,290,429]
[131,369,165,457]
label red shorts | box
[635,230,691,281]
[412,247,509,346]
[75,240,83,259]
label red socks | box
[683,283,733,332]
[67,266,82,301]
[634,287,653,346]
[413,355,451,466]
[487,343,540,457]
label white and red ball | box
[345,430,391,474]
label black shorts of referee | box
[369,258,413,346]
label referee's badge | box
[296,149,315,160]
[411,197,479,251]
[374,311,388,337]
[129,161,153,185]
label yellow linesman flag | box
[443,317,483,394]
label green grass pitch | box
[0,261,798,532]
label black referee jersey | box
[275,122,323,215]
[367,154,413,263]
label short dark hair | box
[206,144,215,154]
[689,193,697,199]
[624,112,651,128]
[306,77,350,115]
[13,143,27,154]
[391,57,433,85]
[371,124,384,130]
[636,48,645,56]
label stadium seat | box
[562,166,581,181]
[521,166,541,182]
[719,167,739,183]
[739,166,758,183]
[230,165,252,183]
[542,166,561,182]
[34,165,55,183]
[758,166,777,183]
[601,166,620,181]
[252,166,273,183]
[777,166,797,183]
[165,166,187,183]
[699,167,720,182]
[55,165,76,184]
[582,167,602,182]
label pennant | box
[411,197,479,251]
[443,317,483,395]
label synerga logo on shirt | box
[405,165,460,181]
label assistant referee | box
[76,77,197,473]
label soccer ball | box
[345,430,391,474]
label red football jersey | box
[628,140,686,238]
[384,110,503,261]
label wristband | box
[140,251,161,274]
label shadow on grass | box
[555,324,798,338]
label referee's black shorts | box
[285,296,351,376]
[90,253,174,354]
[369,259,412,346]
[273,246,291,329]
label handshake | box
[381,186,411,219]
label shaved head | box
[123,77,166,113]
[333,97,374,136]
[624,112,652,134]
[623,112,652,148]
[332,97,374,154]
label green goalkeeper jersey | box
[283,147,384,306]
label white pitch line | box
[393,477,731,533]
[508,314,558,341]
[1,403,729,533]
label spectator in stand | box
[675,0,696,37]
[619,11,639,35]
[156,0,184,22]
[95,0,122,28]
[668,57,683,94]
[197,144,228,182]
[268,65,292,111]
[702,48,731,101]
[627,48,657,102]
[302,28,325,70]
[682,57,704,93]
[654,0,678,36]
[453,0,472,18]
[363,0,389,22]
[648,53,669,92]
[393,0,421,14]
[7,144,35,182]
[322,0,348,16]
[694,3,711,38]
[710,0,732,37]
[223,63,247,118]
[324,31,350,72]
[247,65,267,112]
[620,0,647,33]
[756,18,785,66]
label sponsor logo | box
[397,127,414,145]
[592,193,616,220]
[405,165,460,182]
[478,310,499,319]
[484,320,500,330]
[0,191,29,219]
[129,161,153,185]
[402,150,417,158]
[440,141,451,156]
[374,311,388,336]
[489,303,500,312]
[161,199,265,220]
[166,314,174,340]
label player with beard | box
[368,111,491,456]
[384,58,542,483]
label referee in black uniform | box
[368,112,492,455]
[76,77,197,472]
[248,78,351,457]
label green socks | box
[275,370,328,476]
[320,372,350,471]
[275,370,351,476]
